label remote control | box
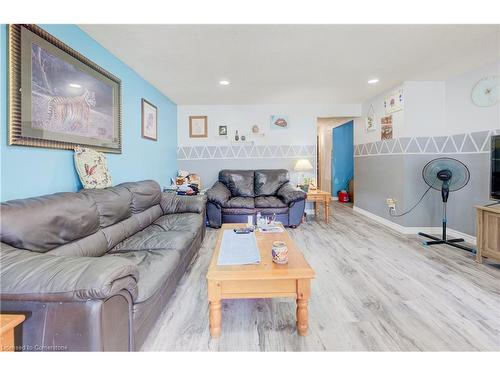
[233,228,253,234]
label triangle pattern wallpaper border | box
[353,129,496,157]
[177,144,317,160]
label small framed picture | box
[381,115,393,140]
[141,99,158,141]
[189,116,208,138]
[219,125,227,136]
[365,104,377,132]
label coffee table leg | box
[296,299,308,336]
[209,300,222,338]
[296,279,310,336]
[325,199,330,223]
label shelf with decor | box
[230,140,255,146]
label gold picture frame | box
[8,24,122,153]
[189,116,208,138]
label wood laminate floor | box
[141,202,500,351]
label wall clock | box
[471,75,499,107]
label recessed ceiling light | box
[69,83,82,88]
[368,78,379,84]
[219,80,230,86]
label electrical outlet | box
[386,198,397,210]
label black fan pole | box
[418,182,474,253]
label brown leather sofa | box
[0,180,206,351]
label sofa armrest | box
[277,182,307,205]
[160,192,207,214]
[206,181,231,207]
[0,243,139,302]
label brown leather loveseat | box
[0,180,206,351]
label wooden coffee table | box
[206,223,315,338]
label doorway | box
[316,117,354,200]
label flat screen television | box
[492,135,500,200]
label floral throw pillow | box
[74,147,112,189]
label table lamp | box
[294,159,313,186]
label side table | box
[306,189,331,223]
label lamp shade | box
[294,159,313,171]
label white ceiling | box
[80,24,500,105]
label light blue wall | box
[0,24,177,201]
[332,120,354,195]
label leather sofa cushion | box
[101,205,163,251]
[219,170,255,197]
[110,225,193,253]
[255,196,287,208]
[83,186,132,228]
[0,243,139,302]
[258,207,289,215]
[153,213,204,234]
[118,180,161,214]
[160,192,206,214]
[254,169,289,196]
[222,197,255,209]
[0,192,99,252]
[48,230,109,257]
[106,250,181,303]
[221,207,256,215]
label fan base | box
[418,232,475,253]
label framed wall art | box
[381,115,393,140]
[384,88,403,114]
[8,24,122,153]
[141,99,157,141]
[365,104,377,132]
[189,116,208,138]
[218,125,228,136]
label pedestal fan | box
[418,157,474,252]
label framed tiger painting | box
[8,24,122,153]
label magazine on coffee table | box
[257,225,284,233]
[217,230,261,266]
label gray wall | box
[403,153,490,235]
[354,131,497,237]
[354,155,406,226]
[179,156,317,189]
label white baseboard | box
[352,205,476,245]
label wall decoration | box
[270,115,289,129]
[471,75,499,107]
[365,104,377,132]
[8,24,122,153]
[141,99,157,141]
[189,116,208,138]
[381,115,393,140]
[177,143,317,160]
[73,146,112,189]
[218,125,228,136]
[252,124,260,134]
[384,88,403,114]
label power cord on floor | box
[389,184,434,217]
